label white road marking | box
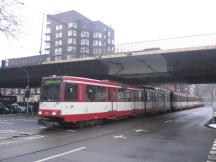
[66,130,76,132]
[208,154,216,160]
[34,147,86,162]
[13,119,37,122]
[112,135,127,139]
[0,135,44,145]
[207,139,216,161]
[0,139,25,145]
[212,147,216,150]
[40,126,47,129]
[0,130,17,134]
[163,120,173,124]
[19,132,32,135]
[0,137,8,140]
[133,129,149,133]
[210,151,216,154]
[0,121,14,124]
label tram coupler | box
[38,118,60,128]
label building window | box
[55,40,62,46]
[56,25,63,30]
[67,46,76,52]
[55,48,62,55]
[81,39,89,45]
[68,38,72,44]
[68,30,77,37]
[55,41,58,46]
[73,30,77,37]
[55,32,62,38]
[68,38,76,45]
[108,31,111,37]
[67,46,72,52]
[81,47,89,54]
[55,55,62,61]
[68,30,72,36]
[93,48,101,54]
[72,38,76,45]
[81,31,89,38]
[93,40,102,46]
[45,50,50,54]
[108,39,111,44]
[45,42,50,48]
[112,40,115,44]
[68,22,73,28]
[93,32,102,39]
[68,22,77,29]
[46,35,50,41]
[93,40,98,46]
[46,27,51,34]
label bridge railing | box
[112,33,216,54]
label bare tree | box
[0,0,23,37]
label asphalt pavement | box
[0,107,215,162]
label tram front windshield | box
[41,79,62,101]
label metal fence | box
[113,33,216,54]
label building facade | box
[4,10,115,68]
[44,10,115,62]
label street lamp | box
[17,67,29,89]
[39,10,61,63]
[39,13,45,57]
[17,67,30,115]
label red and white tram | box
[38,76,145,127]
[38,76,203,127]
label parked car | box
[11,103,27,113]
[0,103,10,114]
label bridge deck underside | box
[0,48,216,88]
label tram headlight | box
[52,111,57,116]
[38,111,42,115]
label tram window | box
[41,82,61,101]
[125,90,131,101]
[86,85,96,101]
[64,83,78,101]
[118,89,125,101]
[108,89,117,101]
[132,91,138,101]
[97,86,105,101]
[146,92,151,101]
[138,91,143,101]
[108,89,113,101]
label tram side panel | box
[145,89,171,113]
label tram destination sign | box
[44,79,61,85]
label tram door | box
[132,91,138,110]
[108,88,118,111]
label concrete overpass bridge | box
[1,33,216,88]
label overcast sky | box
[0,0,216,61]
